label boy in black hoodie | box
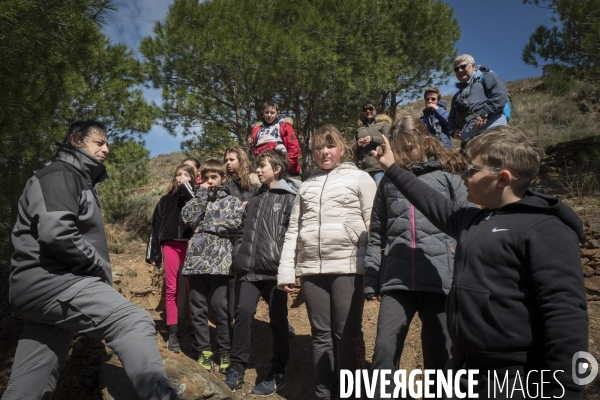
[225,150,300,396]
[372,126,587,399]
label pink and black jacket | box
[363,160,469,298]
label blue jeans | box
[369,171,385,185]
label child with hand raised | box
[146,164,197,353]
[371,126,587,399]
[181,159,245,374]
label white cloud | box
[102,0,173,57]
[102,0,178,156]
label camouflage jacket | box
[181,186,245,276]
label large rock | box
[100,348,234,400]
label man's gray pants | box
[2,278,175,400]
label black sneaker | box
[167,333,181,353]
[288,323,296,339]
[224,368,244,391]
[251,370,285,396]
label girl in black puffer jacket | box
[364,115,471,397]
[146,164,197,353]
[225,150,300,395]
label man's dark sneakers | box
[167,333,181,353]
[251,370,285,396]
[224,368,244,391]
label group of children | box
[147,99,588,399]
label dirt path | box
[107,243,424,399]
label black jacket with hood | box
[224,176,260,203]
[10,144,111,313]
[145,181,195,265]
[233,178,300,281]
[384,163,587,399]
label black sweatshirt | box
[384,163,587,399]
[145,182,195,265]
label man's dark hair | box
[63,120,107,145]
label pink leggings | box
[162,240,188,326]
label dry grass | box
[391,77,600,150]
[103,151,186,253]
[553,168,600,199]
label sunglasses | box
[363,106,375,112]
[425,96,438,102]
[454,64,469,72]
[463,164,520,180]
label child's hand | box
[357,136,372,147]
[366,294,381,301]
[200,182,210,189]
[370,135,395,171]
[280,283,296,293]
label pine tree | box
[141,0,459,175]
[522,0,600,94]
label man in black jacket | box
[4,121,179,400]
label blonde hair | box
[465,126,541,192]
[223,146,252,190]
[171,164,197,193]
[311,124,352,156]
[389,115,466,174]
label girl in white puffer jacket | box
[278,125,376,399]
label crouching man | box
[3,121,179,400]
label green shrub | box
[98,139,150,223]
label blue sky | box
[102,0,556,157]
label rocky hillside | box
[2,76,600,399]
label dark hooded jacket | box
[10,144,111,312]
[223,176,260,203]
[383,163,587,399]
[364,160,469,298]
[233,178,300,281]
[145,181,195,265]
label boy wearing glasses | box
[448,54,508,148]
[356,99,392,184]
[372,126,587,399]
[420,87,452,149]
